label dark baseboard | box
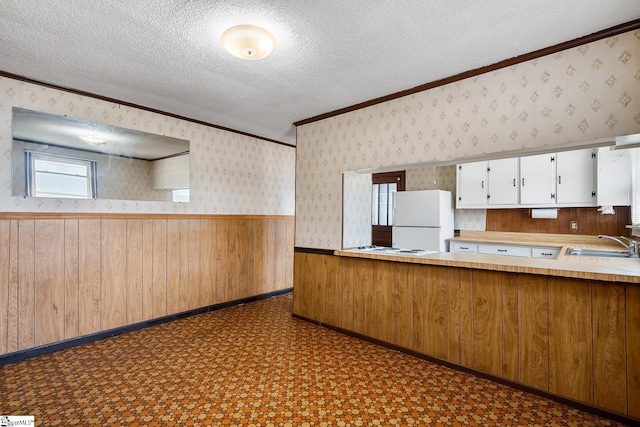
[291,313,639,427]
[0,288,292,366]
[294,247,335,255]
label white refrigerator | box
[392,190,454,252]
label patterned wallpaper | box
[0,77,295,214]
[296,30,640,249]
[99,155,169,201]
[153,154,190,190]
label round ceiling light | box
[221,24,276,60]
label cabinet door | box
[450,241,477,253]
[597,148,630,206]
[520,153,556,205]
[531,247,560,259]
[557,149,596,205]
[478,244,531,258]
[487,158,518,205]
[456,161,487,208]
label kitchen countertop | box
[335,231,640,283]
[448,231,620,247]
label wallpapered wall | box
[0,77,295,214]
[296,30,640,249]
[153,154,190,190]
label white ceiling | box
[1,1,639,146]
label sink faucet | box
[598,235,639,258]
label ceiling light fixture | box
[221,24,276,60]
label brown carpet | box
[0,294,626,426]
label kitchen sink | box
[565,248,634,258]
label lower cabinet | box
[478,243,530,257]
[293,252,640,419]
[449,241,477,253]
[450,241,561,259]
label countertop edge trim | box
[332,250,640,283]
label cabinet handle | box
[522,178,525,186]
[481,180,484,189]
[497,249,507,252]
[513,178,516,187]
[460,246,468,250]
[541,252,553,256]
[558,175,562,184]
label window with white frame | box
[25,151,97,199]
[371,182,397,226]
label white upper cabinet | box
[456,148,611,209]
[597,148,630,206]
[519,153,557,205]
[487,158,519,205]
[456,161,487,208]
[556,148,596,205]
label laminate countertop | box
[335,231,640,283]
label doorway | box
[371,171,405,247]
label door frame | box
[372,171,406,247]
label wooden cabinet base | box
[292,311,635,426]
[293,252,640,422]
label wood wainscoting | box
[485,206,631,236]
[293,252,640,421]
[0,214,294,357]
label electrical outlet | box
[570,221,578,231]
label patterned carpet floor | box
[0,294,628,426]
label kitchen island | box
[292,232,640,422]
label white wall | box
[342,172,372,248]
[0,77,295,215]
[296,30,640,249]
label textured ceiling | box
[1,1,639,146]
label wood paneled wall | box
[0,215,294,356]
[485,206,631,236]
[293,253,640,419]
